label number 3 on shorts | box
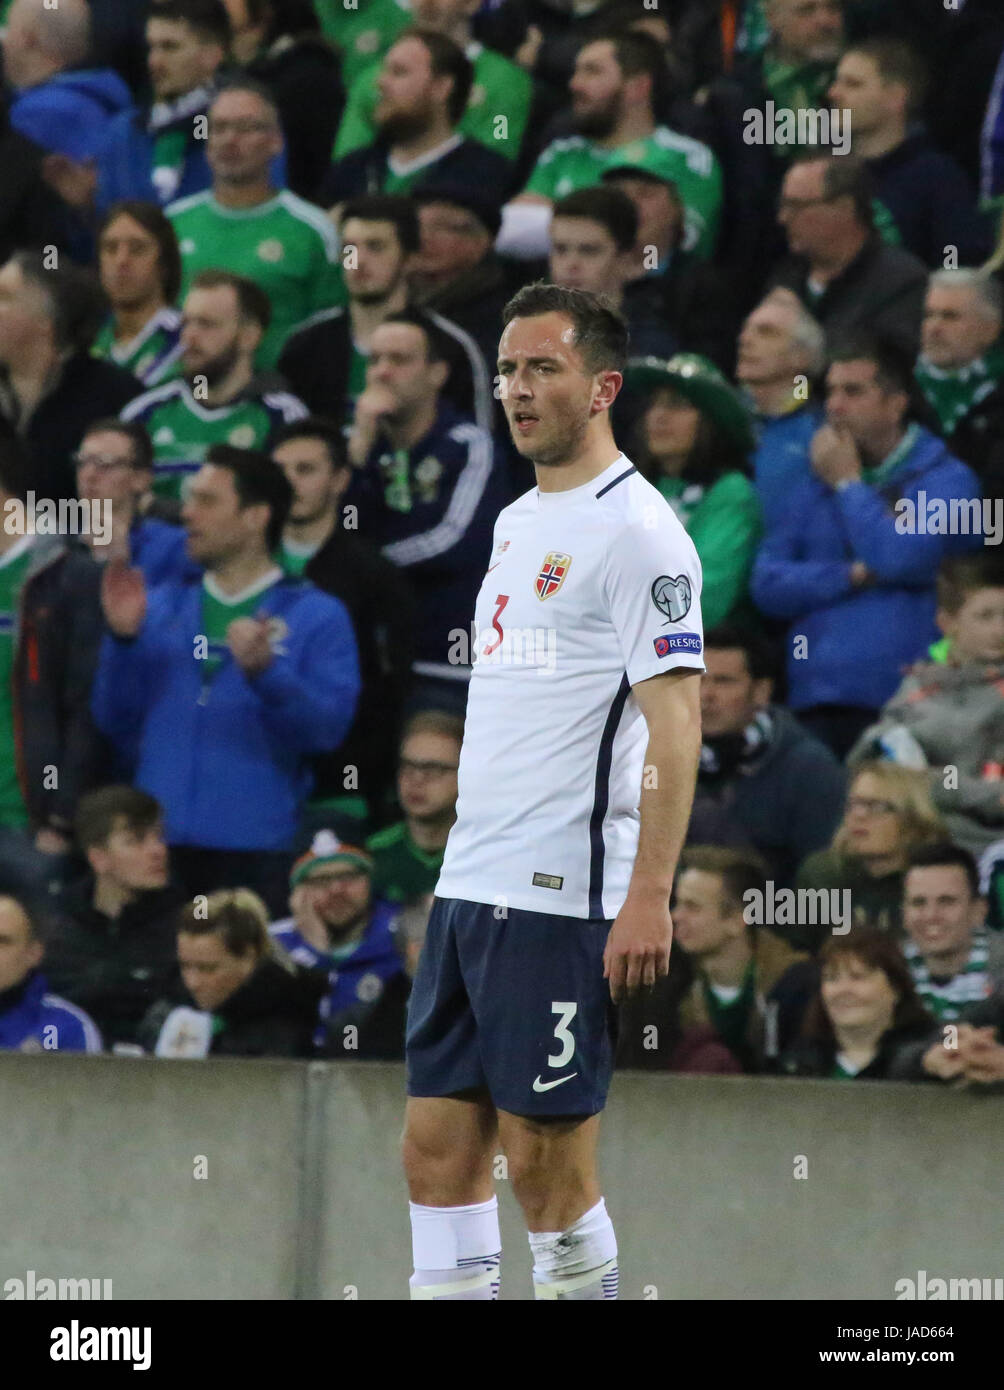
[548,1001,578,1068]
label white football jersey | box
[435,453,704,919]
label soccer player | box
[401,282,705,1300]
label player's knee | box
[402,1127,482,1202]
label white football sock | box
[529,1197,619,1300]
[409,1197,501,1300]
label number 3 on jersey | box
[482,594,509,657]
[548,1001,578,1067]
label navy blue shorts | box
[405,896,617,1117]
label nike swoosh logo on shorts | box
[532,1072,578,1092]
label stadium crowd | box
[0,0,1002,1086]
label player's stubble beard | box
[574,92,621,140]
[516,409,589,470]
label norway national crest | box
[535,551,572,600]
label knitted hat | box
[411,181,503,239]
[290,829,373,888]
[623,352,755,452]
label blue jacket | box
[0,971,102,1053]
[10,68,133,162]
[96,106,212,212]
[270,897,404,1043]
[91,572,361,850]
[984,48,1004,208]
[751,428,983,710]
[753,402,822,536]
[129,518,194,587]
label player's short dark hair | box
[396,27,473,124]
[378,310,452,364]
[75,785,163,852]
[148,0,232,47]
[827,335,914,398]
[552,186,639,253]
[502,281,629,375]
[936,550,1004,614]
[98,200,183,304]
[905,843,981,899]
[80,418,155,473]
[846,37,928,116]
[790,152,874,229]
[177,889,270,959]
[703,623,777,684]
[272,416,348,473]
[204,444,293,551]
[401,708,465,750]
[679,845,771,919]
[0,431,29,503]
[188,269,272,331]
[339,195,421,255]
[591,27,669,103]
[8,251,108,354]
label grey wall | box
[2,1055,1000,1301]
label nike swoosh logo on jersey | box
[532,1072,578,1092]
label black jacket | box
[248,32,344,200]
[139,954,328,1059]
[319,969,412,1060]
[44,881,188,1048]
[302,526,416,819]
[767,234,929,358]
[866,130,992,269]
[946,380,1004,504]
[0,353,142,502]
[318,136,516,211]
[12,539,109,833]
[776,1021,935,1079]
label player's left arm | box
[603,668,702,1003]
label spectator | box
[794,761,947,951]
[168,78,343,368]
[549,187,679,362]
[366,709,462,903]
[901,845,1003,1025]
[73,419,190,584]
[0,895,101,1053]
[0,96,76,264]
[95,0,231,214]
[694,0,846,293]
[314,0,413,90]
[319,29,513,210]
[0,437,107,909]
[751,338,983,756]
[4,0,132,186]
[0,251,141,503]
[768,154,928,357]
[222,0,344,199]
[735,288,825,534]
[269,831,406,1044]
[44,786,186,1050]
[828,38,991,267]
[899,986,1004,1087]
[318,891,432,1061]
[775,928,933,1079]
[92,201,184,387]
[618,847,813,1073]
[687,624,846,887]
[333,0,533,173]
[509,31,722,262]
[916,270,1004,500]
[625,353,761,629]
[140,888,327,1057]
[849,551,1004,860]
[345,311,509,704]
[91,444,361,916]
[121,270,307,502]
[279,195,493,435]
[272,416,416,829]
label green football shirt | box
[167,190,347,368]
[334,41,532,163]
[524,128,723,259]
[0,539,36,827]
[366,820,445,904]
[91,307,183,386]
[314,0,412,87]
[121,379,308,500]
[198,569,283,688]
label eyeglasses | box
[73,452,134,473]
[846,797,899,817]
[399,759,459,779]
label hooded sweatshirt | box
[10,67,133,162]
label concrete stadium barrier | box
[2,1055,1000,1301]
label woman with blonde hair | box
[790,761,948,951]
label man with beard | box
[168,79,343,367]
[121,270,307,502]
[268,832,407,1047]
[506,31,721,263]
[319,28,513,212]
